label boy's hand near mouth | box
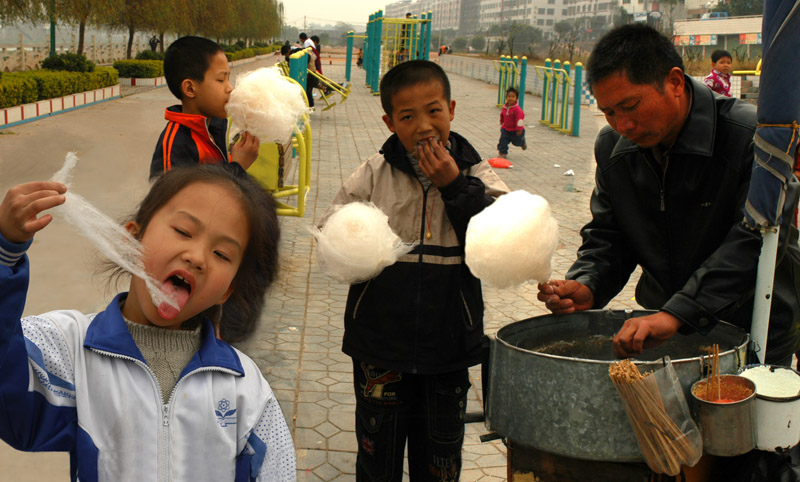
[416,137,459,187]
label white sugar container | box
[738,364,800,451]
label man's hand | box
[516,130,523,136]
[537,280,594,315]
[0,181,66,244]
[417,137,460,187]
[230,131,260,171]
[612,311,683,359]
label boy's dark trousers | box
[497,127,526,155]
[306,74,317,107]
[352,360,470,482]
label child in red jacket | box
[497,87,526,158]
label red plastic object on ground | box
[488,157,513,169]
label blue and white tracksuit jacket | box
[0,235,296,482]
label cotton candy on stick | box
[465,190,559,288]
[226,67,309,144]
[311,202,414,284]
[49,152,180,317]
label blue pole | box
[519,56,527,110]
[373,10,383,94]
[541,58,551,122]
[346,32,354,82]
[550,59,560,125]
[561,61,571,131]
[572,62,582,137]
[365,13,374,89]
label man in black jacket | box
[538,24,800,365]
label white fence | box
[1,34,161,72]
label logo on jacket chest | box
[215,398,237,427]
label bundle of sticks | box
[705,344,722,401]
[609,360,702,476]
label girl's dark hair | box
[379,60,451,116]
[586,24,684,93]
[711,49,732,63]
[109,165,279,343]
[164,36,224,100]
[506,87,519,96]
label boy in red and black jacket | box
[149,36,259,180]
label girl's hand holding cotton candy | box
[465,190,558,288]
[0,181,66,244]
[311,202,414,284]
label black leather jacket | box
[567,76,800,363]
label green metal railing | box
[534,58,582,137]
[359,10,433,94]
[493,55,528,110]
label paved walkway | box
[0,54,641,481]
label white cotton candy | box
[49,153,178,310]
[311,202,414,284]
[465,190,559,288]
[226,67,309,144]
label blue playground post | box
[365,13,374,89]
[550,59,560,125]
[541,58,551,122]
[519,57,527,110]
[371,11,383,94]
[288,49,309,90]
[560,62,571,132]
[345,32,354,82]
[572,62,583,137]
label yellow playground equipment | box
[228,77,312,217]
[277,59,351,111]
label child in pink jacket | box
[497,87,526,158]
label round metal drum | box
[485,309,749,461]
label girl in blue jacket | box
[0,165,295,481]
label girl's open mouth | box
[157,273,193,320]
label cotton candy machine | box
[486,309,749,462]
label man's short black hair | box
[586,24,684,92]
[711,49,732,63]
[379,60,451,116]
[299,32,308,40]
[310,35,319,43]
[164,36,224,100]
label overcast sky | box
[282,1,391,29]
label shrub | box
[135,49,164,61]
[0,67,117,109]
[113,59,164,78]
[40,52,95,73]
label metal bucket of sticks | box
[690,375,756,456]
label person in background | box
[497,86,527,159]
[149,36,259,179]
[704,49,733,97]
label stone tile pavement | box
[234,60,643,481]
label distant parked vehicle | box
[701,12,729,19]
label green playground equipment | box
[356,10,433,95]
[534,59,583,137]
[279,47,351,112]
[493,56,528,110]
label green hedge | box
[0,67,118,109]
[224,45,280,62]
[113,59,164,78]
